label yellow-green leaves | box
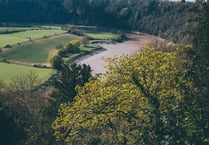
[53,47,196,144]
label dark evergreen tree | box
[38,63,92,145]
[189,1,209,143]
[51,63,91,103]
[0,104,24,145]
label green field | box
[0,26,117,85]
[0,29,67,48]
[40,25,62,30]
[0,34,79,64]
[0,25,62,33]
[0,62,55,84]
[0,27,33,32]
[83,29,119,40]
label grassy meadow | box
[0,26,69,84]
[0,27,32,33]
[0,62,55,84]
[0,25,120,85]
[83,29,119,40]
[0,29,67,48]
[0,34,80,64]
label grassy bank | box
[0,62,55,84]
[0,34,79,64]
[0,29,66,48]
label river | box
[75,32,165,75]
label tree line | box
[0,0,195,43]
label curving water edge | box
[75,32,165,75]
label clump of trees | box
[53,47,196,144]
[67,26,85,36]
[39,62,92,145]
[58,40,81,57]
[0,103,22,145]
[49,40,81,69]
[0,71,46,145]
[49,55,64,70]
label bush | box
[58,49,67,57]
[64,40,80,53]
[49,55,64,70]
[112,31,127,42]
[4,44,12,48]
[68,29,85,36]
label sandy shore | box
[76,32,165,75]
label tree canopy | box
[0,0,195,43]
[52,47,208,144]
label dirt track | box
[76,32,166,75]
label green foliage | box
[51,63,91,103]
[62,40,81,54]
[57,40,81,57]
[38,63,92,145]
[120,8,129,17]
[0,71,50,145]
[53,48,203,144]
[0,104,24,145]
[113,30,127,42]
[67,28,85,36]
[188,1,209,143]
[192,1,209,68]
[0,0,195,43]
[49,55,64,70]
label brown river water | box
[75,32,165,75]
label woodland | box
[0,0,209,145]
[0,0,196,43]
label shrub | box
[58,49,67,57]
[68,29,85,36]
[64,40,80,53]
[49,55,64,70]
[4,44,12,48]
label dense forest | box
[0,0,209,145]
[0,0,195,43]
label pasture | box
[0,27,32,33]
[0,29,66,48]
[0,25,121,85]
[0,62,55,84]
[80,44,102,52]
[82,29,119,40]
[0,25,61,33]
[0,34,79,64]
